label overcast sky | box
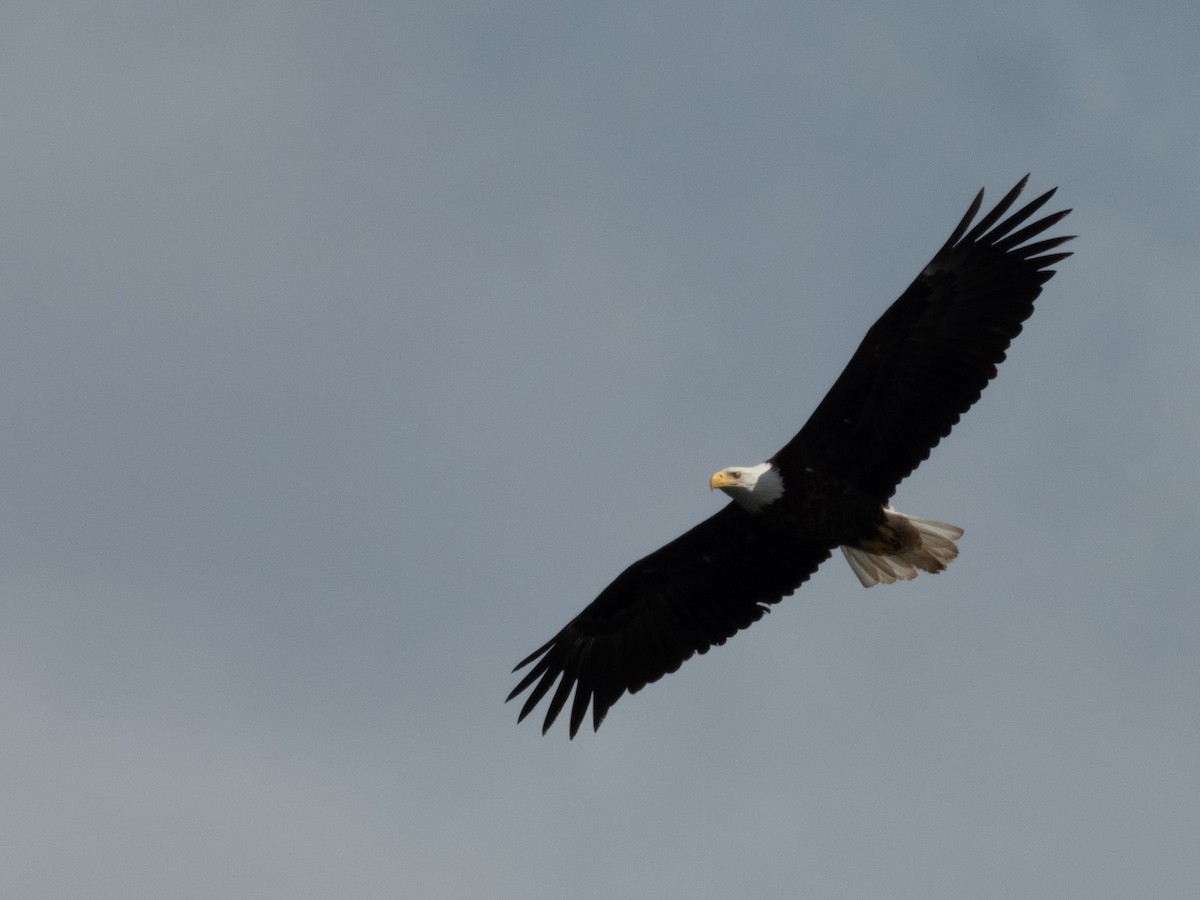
[3,2,1198,898]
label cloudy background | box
[3,2,1198,897]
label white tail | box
[841,509,964,588]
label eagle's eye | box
[730,471,741,479]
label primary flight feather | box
[508,176,1073,737]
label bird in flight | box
[508,176,1073,737]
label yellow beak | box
[710,470,738,490]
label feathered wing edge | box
[506,578,813,738]
[935,176,1062,259]
[937,175,1074,280]
[770,176,1074,500]
[507,608,767,739]
[507,508,833,737]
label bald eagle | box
[508,176,1073,737]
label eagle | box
[508,176,1073,737]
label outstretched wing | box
[508,504,832,737]
[772,176,1073,501]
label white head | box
[709,461,784,512]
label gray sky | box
[3,2,1198,898]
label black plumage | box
[508,176,1073,737]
